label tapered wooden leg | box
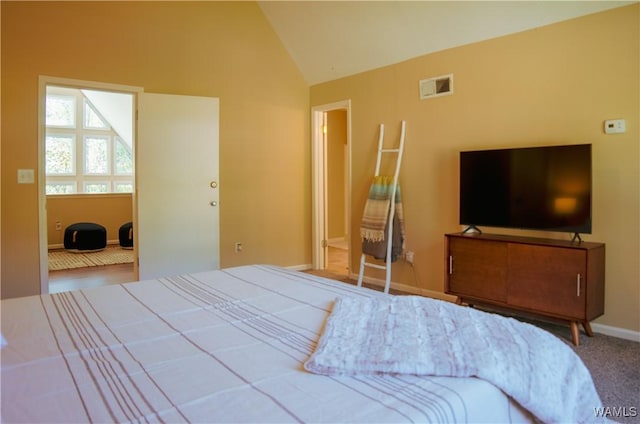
[570,321,580,346]
[582,321,594,337]
[455,297,463,305]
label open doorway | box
[39,77,221,294]
[39,77,139,294]
[325,110,349,275]
[311,100,351,277]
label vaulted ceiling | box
[258,1,635,85]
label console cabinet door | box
[447,237,507,302]
[507,244,585,319]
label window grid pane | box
[46,135,76,175]
[84,136,110,175]
[114,137,133,175]
[46,95,76,127]
[84,100,109,129]
[46,182,77,195]
[114,181,134,193]
[84,182,109,193]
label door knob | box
[210,201,217,206]
[210,181,218,189]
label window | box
[45,86,134,195]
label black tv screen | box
[459,144,592,234]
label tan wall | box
[311,5,639,333]
[1,2,309,298]
[46,195,133,247]
[327,110,347,240]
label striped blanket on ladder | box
[360,175,405,261]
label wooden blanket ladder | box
[357,120,406,294]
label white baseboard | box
[48,239,121,250]
[591,323,640,342]
[287,264,313,272]
[348,272,458,302]
[327,238,348,249]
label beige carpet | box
[49,246,134,271]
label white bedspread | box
[2,265,535,423]
[304,295,605,424]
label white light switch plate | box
[17,169,35,184]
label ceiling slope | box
[258,1,635,85]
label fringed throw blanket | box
[360,176,405,261]
[304,296,605,424]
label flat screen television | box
[459,144,592,237]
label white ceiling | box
[258,1,635,85]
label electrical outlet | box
[234,242,243,253]
[604,119,626,134]
[405,251,414,264]
[55,221,62,231]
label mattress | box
[1,265,534,423]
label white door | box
[137,93,219,280]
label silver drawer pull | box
[577,274,581,296]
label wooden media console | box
[445,232,605,346]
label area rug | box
[48,246,134,271]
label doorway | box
[39,77,221,294]
[39,77,139,294]
[311,100,351,277]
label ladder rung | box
[380,148,401,153]
[363,262,387,270]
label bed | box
[1,265,601,423]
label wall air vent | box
[419,73,453,100]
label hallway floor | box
[326,245,349,276]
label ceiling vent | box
[419,74,453,100]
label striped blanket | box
[360,175,405,243]
[0,265,535,423]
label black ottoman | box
[119,221,133,249]
[64,222,107,252]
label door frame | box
[311,100,352,270]
[37,75,142,294]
